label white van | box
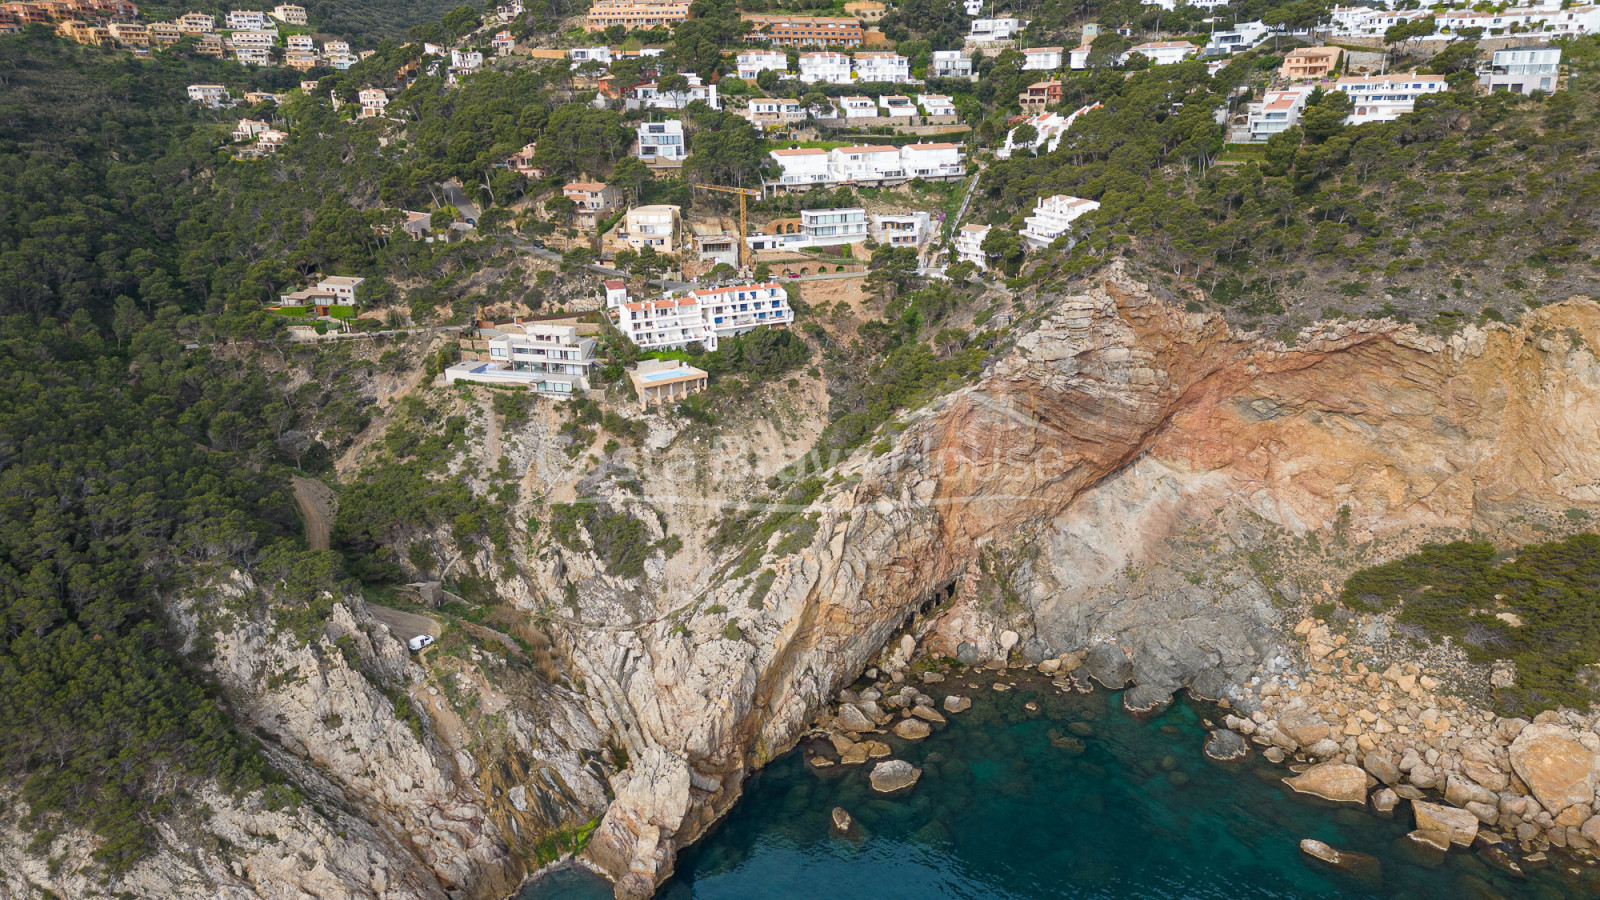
[407,635,435,651]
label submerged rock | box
[1299,839,1382,886]
[870,760,922,794]
[1283,762,1368,804]
[943,695,972,714]
[893,719,932,741]
[1370,788,1398,815]
[1204,730,1249,762]
[831,807,852,833]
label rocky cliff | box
[569,264,1600,896]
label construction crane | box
[691,182,761,271]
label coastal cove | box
[523,675,1599,900]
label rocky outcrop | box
[1510,723,1600,815]
[561,266,1600,896]
[1283,762,1369,804]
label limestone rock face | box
[1283,762,1368,804]
[1509,723,1600,815]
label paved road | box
[368,603,441,646]
[290,476,335,551]
[442,180,480,225]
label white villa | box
[1020,195,1100,249]
[636,119,687,164]
[800,51,853,83]
[446,322,599,398]
[767,142,964,190]
[1122,40,1198,66]
[1336,74,1446,125]
[737,49,788,79]
[871,211,932,247]
[1245,87,1313,142]
[955,223,990,271]
[1022,47,1062,70]
[853,51,910,83]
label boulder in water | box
[870,759,922,794]
[1299,839,1382,887]
[1412,800,1478,845]
[863,740,892,759]
[1204,730,1249,762]
[837,703,873,733]
[943,695,971,714]
[1283,762,1369,804]
[893,718,931,741]
[1371,788,1398,815]
[831,807,853,833]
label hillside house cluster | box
[767,142,964,190]
[615,282,792,352]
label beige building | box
[628,359,708,410]
[615,204,682,254]
[584,0,689,32]
[271,4,307,25]
[563,182,621,230]
[1280,46,1342,80]
[176,12,216,32]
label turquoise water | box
[523,675,1597,900]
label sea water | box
[523,675,1597,899]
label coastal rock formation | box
[1283,763,1369,804]
[569,266,1600,896]
[1412,801,1479,846]
[1510,724,1600,815]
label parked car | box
[407,634,435,651]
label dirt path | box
[291,476,336,551]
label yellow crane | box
[691,182,761,271]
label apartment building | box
[1022,47,1062,70]
[799,50,853,83]
[692,282,792,344]
[853,51,909,83]
[626,73,719,109]
[1020,195,1100,249]
[871,211,932,247]
[148,21,182,44]
[358,88,388,118]
[801,207,869,245]
[1122,40,1197,66]
[562,182,621,230]
[618,283,794,350]
[931,49,973,79]
[584,0,689,32]
[57,20,112,46]
[176,11,215,31]
[234,45,270,65]
[767,142,964,189]
[1279,47,1341,80]
[449,322,599,397]
[324,39,349,55]
[636,119,686,164]
[106,22,147,44]
[228,28,274,49]
[1336,73,1445,124]
[1245,87,1313,141]
[1480,45,1561,95]
[224,10,268,30]
[955,223,990,271]
[746,14,863,47]
[737,49,788,79]
[285,33,311,51]
[1019,80,1061,114]
[616,204,683,253]
[270,3,304,24]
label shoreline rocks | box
[869,760,922,794]
[1205,730,1249,762]
[1283,762,1369,805]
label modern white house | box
[969,17,1023,43]
[627,73,720,109]
[1335,74,1446,124]
[618,283,791,351]
[636,119,687,164]
[767,143,965,189]
[853,51,910,83]
[188,84,231,106]
[446,322,599,397]
[955,223,990,271]
[748,207,868,252]
[737,49,789,79]
[840,95,877,118]
[1479,46,1561,95]
[799,51,853,83]
[931,49,974,79]
[569,46,613,67]
[871,211,932,247]
[878,95,916,117]
[1122,40,1198,66]
[1245,87,1313,142]
[1022,47,1063,70]
[452,49,485,71]
[995,102,1100,159]
[279,275,364,310]
[1205,20,1271,55]
[628,358,709,410]
[1020,195,1100,249]
[918,94,957,117]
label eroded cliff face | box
[571,265,1600,897]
